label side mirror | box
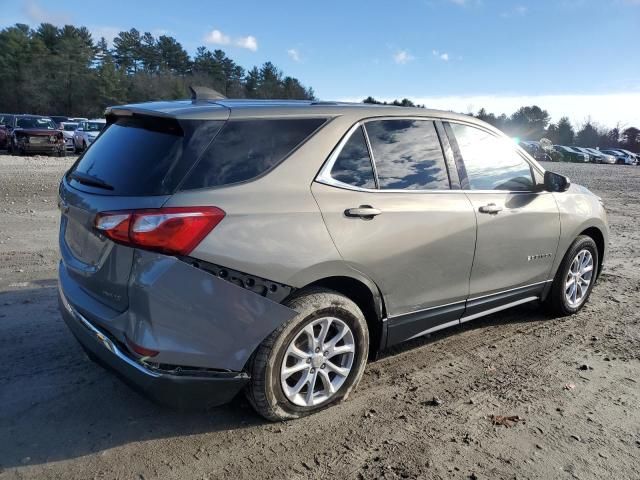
[544,171,570,192]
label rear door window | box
[69,117,224,195]
[181,118,327,190]
[329,126,376,189]
[365,119,450,190]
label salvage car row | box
[0,113,105,156]
[520,140,639,165]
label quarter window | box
[450,123,533,191]
[365,119,450,190]
[182,118,326,190]
[329,126,376,188]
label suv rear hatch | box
[59,105,328,313]
[59,109,228,312]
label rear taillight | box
[125,336,159,357]
[95,206,225,256]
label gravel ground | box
[0,155,639,480]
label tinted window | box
[70,117,224,195]
[182,118,326,190]
[330,126,376,188]
[365,119,449,190]
[85,122,105,132]
[16,117,56,129]
[450,123,533,191]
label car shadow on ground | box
[0,282,549,469]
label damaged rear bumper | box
[58,250,298,408]
[59,285,249,409]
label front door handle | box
[344,205,382,219]
[478,203,503,214]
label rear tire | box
[246,288,369,421]
[545,235,598,316]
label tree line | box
[0,23,315,118]
[363,97,639,153]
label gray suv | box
[58,94,608,420]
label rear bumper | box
[23,143,64,153]
[59,285,249,409]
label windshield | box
[85,122,105,132]
[17,117,56,129]
[63,123,78,131]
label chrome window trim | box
[316,117,548,195]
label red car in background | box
[6,115,66,156]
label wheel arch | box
[579,226,605,280]
[292,275,387,359]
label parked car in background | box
[519,140,553,162]
[553,145,589,163]
[73,119,106,153]
[0,113,16,149]
[49,116,69,128]
[57,96,608,420]
[582,148,616,164]
[601,149,636,165]
[572,147,600,164]
[60,122,79,153]
[614,149,639,165]
[8,115,65,156]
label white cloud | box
[22,0,72,26]
[432,50,450,61]
[203,29,257,51]
[340,93,640,129]
[287,48,301,62]
[236,35,258,51]
[204,29,231,46]
[393,50,414,65]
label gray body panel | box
[311,183,476,316]
[59,251,297,371]
[464,191,561,298]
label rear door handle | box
[344,205,382,219]
[478,203,503,214]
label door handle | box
[478,203,503,214]
[344,205,382,219]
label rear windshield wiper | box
[69,171,114,190]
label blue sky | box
[3,0,640,127]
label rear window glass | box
[181,118,326,190]
[69,117,224,196]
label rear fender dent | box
[128,250,297,371]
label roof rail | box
[189,85,227,102]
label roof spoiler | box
[190,86,227,102]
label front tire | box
[546,235,598,316]
[246,288,369,421]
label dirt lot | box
[0,155,639,480]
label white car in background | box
[59,122,78,152]
[73,119,106,153]
[601,149,637,165]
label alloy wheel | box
[280,317,355,407]
[564,249,594,308]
